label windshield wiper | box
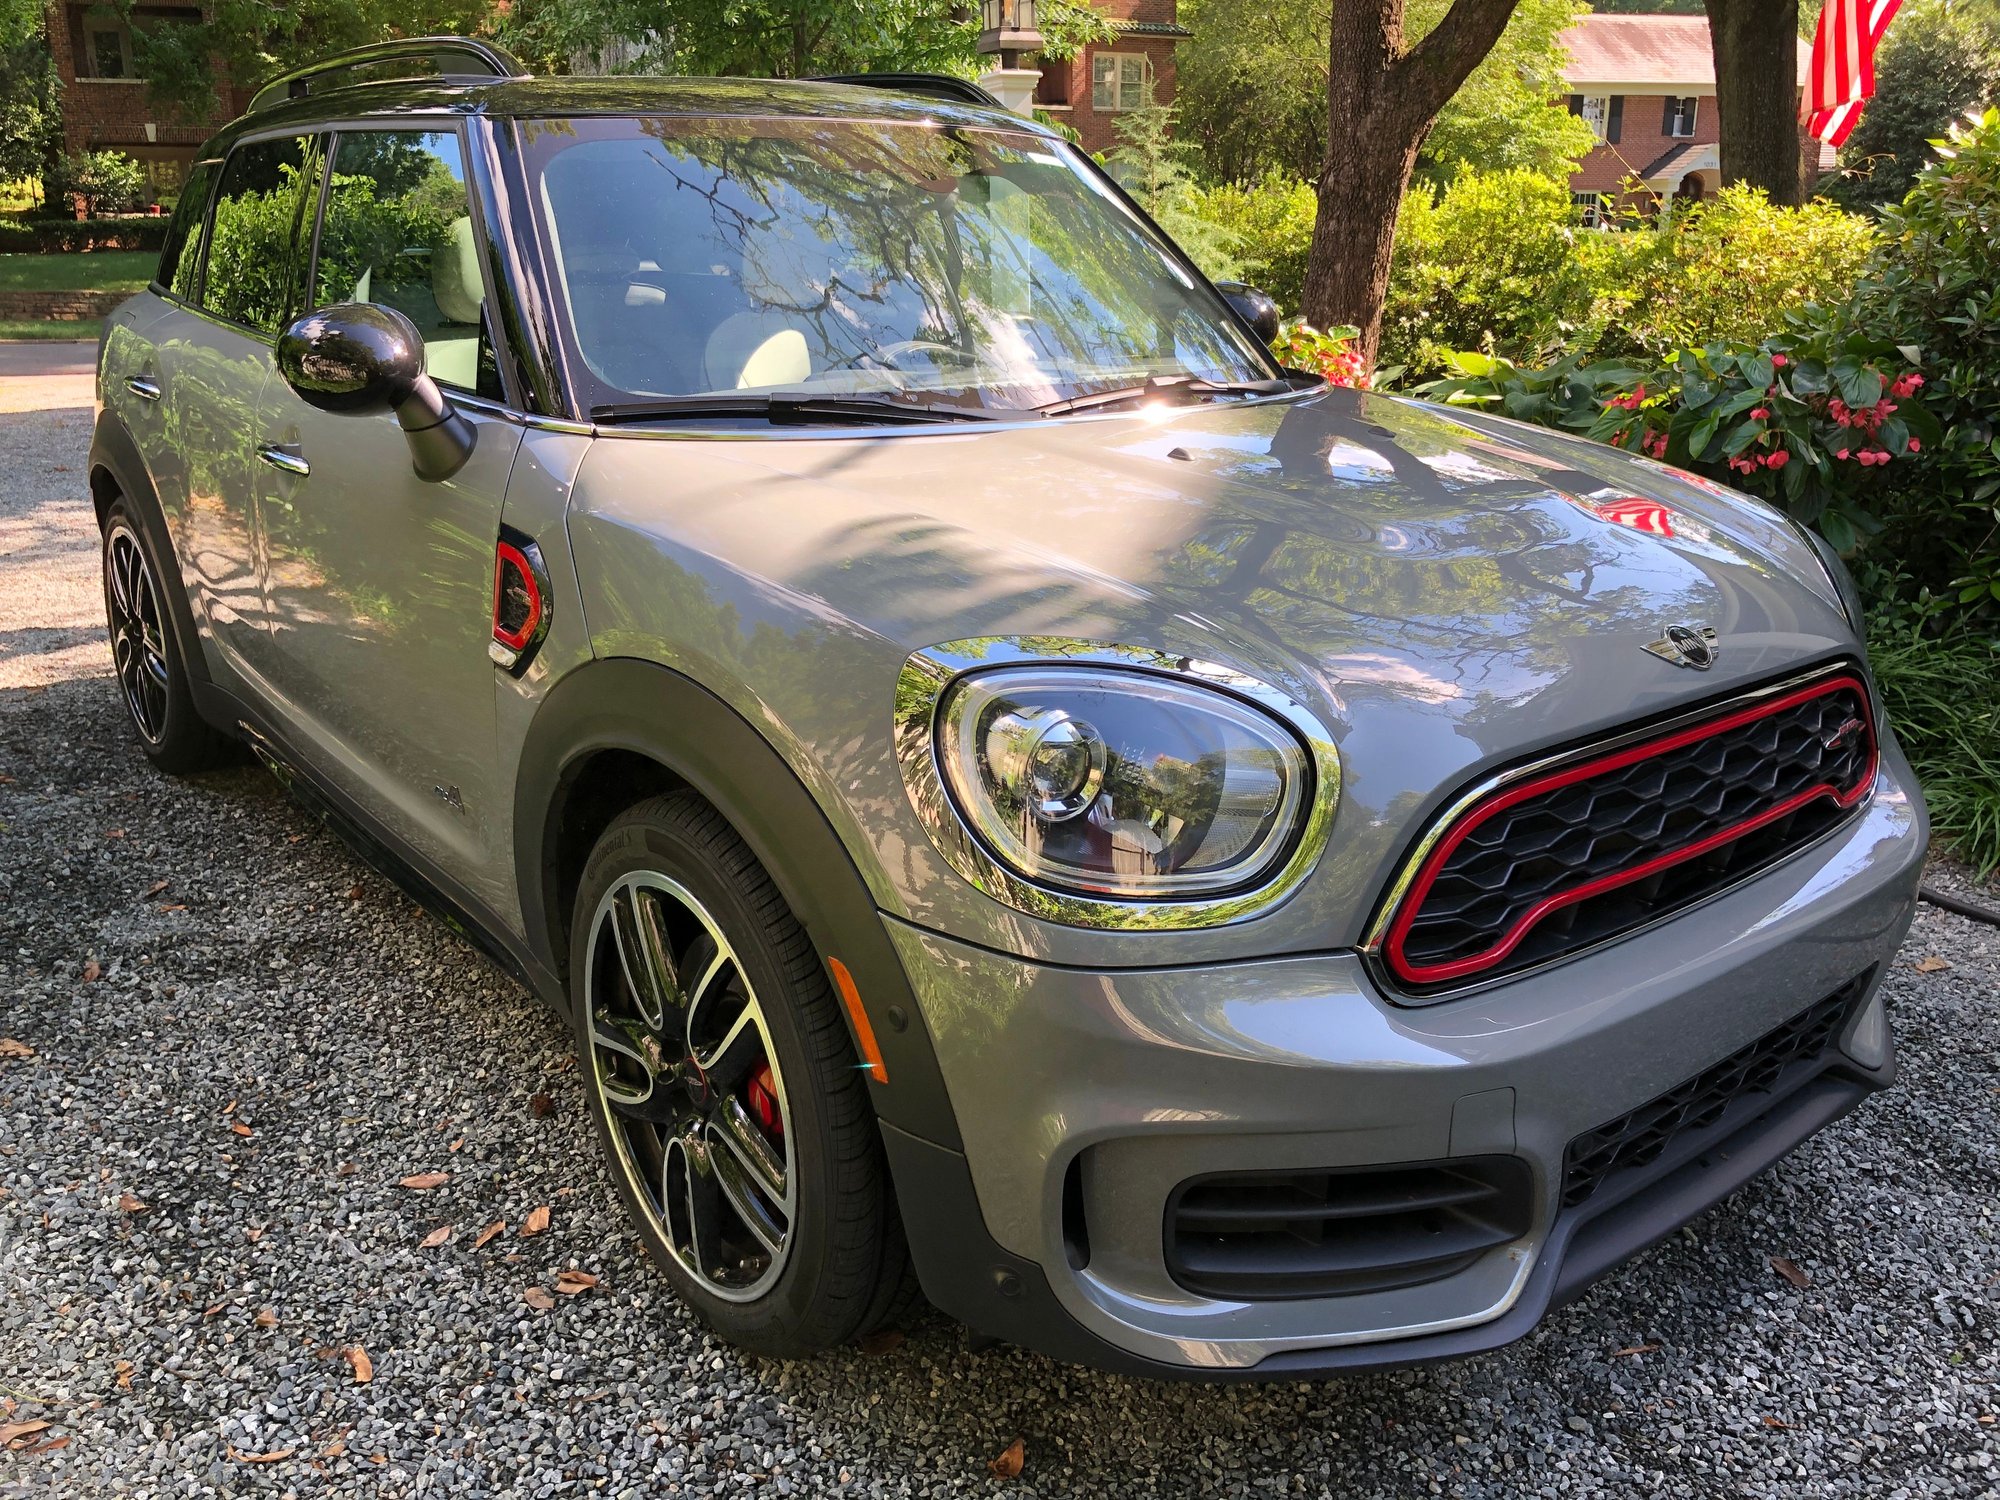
[591,392,1022,426]
[1033,374,1296,417]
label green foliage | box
[1853,105,2000,618]
[0,25,59,190]
[201,163,307,327]
[1829,0,2000,208]
[53,151,147,217]
[1271,317,1368,385]
[1185,173,1315,310]
[1107,98,1240,281]
[1419,327,1939,549]
[1383,168,1605,379]
[1592,186,1882,359]
[1177,0,1595,186]
[311,168,460,303]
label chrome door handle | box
[125,375,162,401]
[256,444,310,478]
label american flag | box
[1805,0,1905,146]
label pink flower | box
[1771,353,1789,367]
[1907,437,1921,453]
[1750,407,1770,420]
[1835,448,1850,460]
[1764,449,1791,469]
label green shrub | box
[52,150,146,217]
[1382,169,1607,379]
[1186,174,1316,314]
[1866,601,2000,873]
[1595,186,1880,359]
[1855,107,2000,619]
[20,218,168,252]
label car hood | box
[569,385,1862,952]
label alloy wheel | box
[105,522,170,745]
[583,871,796,1301]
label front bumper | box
[882,736,1926,1376]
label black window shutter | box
[1663,96,1676,133]
[1567,94,1583,115]
[1607,95,1623,144]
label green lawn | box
[0,317,103,341]
[0,252,154,294]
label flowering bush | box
[1416,325,1940,550]
[1272,318,1370,388]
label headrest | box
[431,216,483,327]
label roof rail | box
[811,72,1007,109]
[249,36,527,114]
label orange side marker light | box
[827,957,889,1085]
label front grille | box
[1164,1157,1532,1301]
[1381,673,1876,990]
[1561,972,1871,1209]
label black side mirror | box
[1215,281,1281,345]
[276,303,476,483]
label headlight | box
[935,667,1312,899]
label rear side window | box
[155,159,216,300]
[201,134,321,333]
[311,128,497,396]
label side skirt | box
[196,680,567,1014]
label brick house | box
[977,0,1190,157]
[1560,14,1832,223]
[46,2,246,205]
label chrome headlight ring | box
[893,638,1341,929]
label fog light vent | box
[1164,1156,1531,1302]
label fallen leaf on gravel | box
[227,1445,295,1464]
[398,1172,449,1190]
[254,1309,277,1328]
[105,827,125,839]
[0,1420,50,1447]
[143,879,169,898]
[522,1287,556,1311]
[988,1437,1026,1479]
[448,1137,464,1153]
[203,1303,225,1318]
[529,1092,555,1118]
[117,1192,148,1215]
[0,1039,35,1060]
[16,1435,69,1456]
[1769,1256,1812,1290]
[244,1227,263,1243]
[345,884,364,901]
[859,1328,905,1355]
[473,1220,506,1249]
[1611,1342,1659,1358]
[554,1269,598,1295]
[337,1162,357,1177]
[522,1205,551,1237]
[81,960,101,982]
[1980,1414,1995,1425]
[114,1360,132,1390]
[1914,955,1951,974]
[230,1122,252,1138]
[420,1225,451,1249]
[1762,1415,1792,1429]
[344,1347,373,1383]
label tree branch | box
[1395,0,1523,124]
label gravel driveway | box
[2,368,1998,1498]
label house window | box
[1091,52,1148,111]
[1665,96,1698,138]
[1578,95,1610,140]
[85,24,132,79]
[1571,191,1606,229]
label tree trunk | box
[1300,0,1523,363]
[1702,0,1803,204]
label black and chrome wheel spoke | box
[105,530,168,743]
[584,870,797,1302]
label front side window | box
[201,134,319,333]
[310,129,496,395]
[526,116,1276,417]
[155,157,216,299]
[1091,52,1148,111]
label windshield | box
[521,115,1280,417]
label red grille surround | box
[1378,672,1879,992]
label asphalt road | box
[2,372,1997,1498]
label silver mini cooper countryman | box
[91,37,1927,1377]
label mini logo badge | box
[1642,624,1719,670]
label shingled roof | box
[1560,14,1813,91]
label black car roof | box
[209,73,1058,152]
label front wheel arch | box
[512,656,961,1152]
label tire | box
[101,498,230,774]
[569,791,907,1355]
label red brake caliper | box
[746,1061,782,1138]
